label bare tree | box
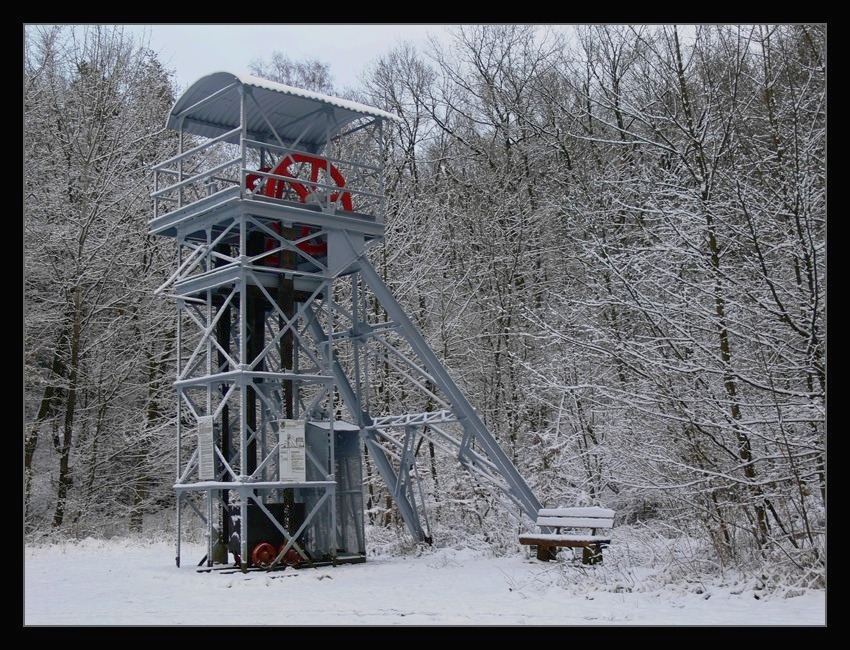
[24,25,178,535]
[249,52,334,93]
[521,25,824,572]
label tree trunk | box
[25,332,68,530]
[53,292,81,529]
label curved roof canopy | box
[166,71,399,149]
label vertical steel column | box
[177,118,184,209]
[351,275,363,411]
[238,227,249,571]
[326,285,337,560]
[238,86,250,572]
[175,493,182,567]
[215,243,232,559]
[206,488,213,567]
[377,119,385,223]
[175,237,185,568]
[361,274,371,415]
[239,490,248,572]
[205,226,214,561]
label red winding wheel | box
[264,153,353,212]
[245,167,272,194]
[245,153,354,261]
[250,542,277,568]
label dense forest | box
[24,25,825,587]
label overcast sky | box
[122,24,457,94]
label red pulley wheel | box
[250,542,277,568]
[278,544,302,566]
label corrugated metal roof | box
[166,71,399,148]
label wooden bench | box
[519,507,615,565]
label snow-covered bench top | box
[533,507,615,530]
[538,507,615,518]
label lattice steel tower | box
[150,73,542,571]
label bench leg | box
[582,545,603,565]
[536,545,557,562]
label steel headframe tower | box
[151,72,542,571]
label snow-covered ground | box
[24,537,825,626]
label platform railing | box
[152,133,384,223]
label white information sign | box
[197,416,215,481]
[279,419,306,482]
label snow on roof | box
[235,73,399,122]
[166,71,399,148]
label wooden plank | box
[536,516,614,529]
[519,533,611,546]
[520,539,604,549]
